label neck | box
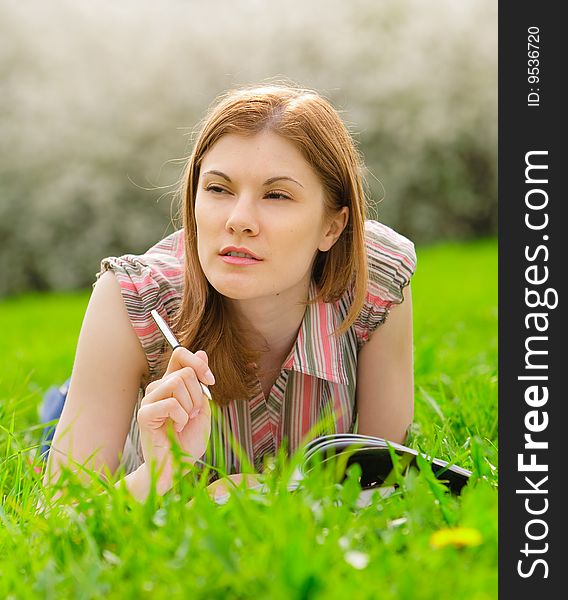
[226,278,311,363]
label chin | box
[207,277,260,300]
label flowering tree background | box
[0,0,496,295]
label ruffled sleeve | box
[93,230,186,383]
[354,220,417,348]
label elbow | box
[396,420,413,445]
[357,415,413,446]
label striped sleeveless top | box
[94,220,417,481]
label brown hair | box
[168,82,369,406]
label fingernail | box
[205,369,215,385]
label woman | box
[41,83,417,502]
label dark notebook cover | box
[300,433,472,495]
[212,433,472,504]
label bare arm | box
[355,284,414,444]
[42,270,149,495]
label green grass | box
[0,238,497,599]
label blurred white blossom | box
[0,0,496,294]
[344,550,370,569]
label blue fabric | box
[39,377,71,461]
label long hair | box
[168,83,369,406]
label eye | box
[205,184,229,194]
[265,190,292,201]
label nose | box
[225,194,259,236]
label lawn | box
[0,238,497,599]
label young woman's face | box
[194,131,334,302]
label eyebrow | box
[202,170,304,189]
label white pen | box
[150,309,212,401]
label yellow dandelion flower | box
[429,527,483,549]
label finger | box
[144,371,211,419]
[137,397,189,433]
[144,365,190,395]
[194,350,209,366]
[144,378,161,396]
[167,371,198,418]
[152,367,209,416]
[162,367,207,418]
[178,366,208,418]
[141,371,196,417]
[164,347,215,385]
[193,351,214,405]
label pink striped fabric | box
[95,220,417,480]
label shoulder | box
[354,220,417,347]
[98,228,185,282]
[93,229,186,379]
[364,220,417,289]
[95,230,185,313]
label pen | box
[150,309,212,401]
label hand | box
[185,473,263,507]
[137,347,215,494]
[207,473,262,499]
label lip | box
[219,246,263,261]
[220,255,261,266]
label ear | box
[318,206,349,252]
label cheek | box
[275,226,321,265]
[194,200,213,262]
[297,221,324,250]
[194,197,206,229]
[194,197,218,238]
